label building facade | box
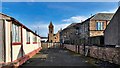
[104,7,120,47]
[61,13,114,46]
[61,23,81,45]
[0,13,42,67]
[81,13,114,45]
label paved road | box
[20,48,96,67]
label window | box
[85,24,87,31]
[12,23,21,44]
[26,31,30,44]
[51,31,52,33]
[33,35,37,44]
[96,22,104,30]
[51,40,52,42]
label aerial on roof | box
[91,13,114,20]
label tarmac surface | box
[19,47,120,68]
[19,47,96,67]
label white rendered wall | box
[5,20,11,62]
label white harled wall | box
[0,14,41,65]
[4,20,41,62]
[5,20,11,62]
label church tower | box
[48,21,54,42]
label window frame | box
[96,22,104,30]
[33,34,37,44]
[26,30,30,44]
[12,23,21,45]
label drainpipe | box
[3,19,6,62]
[21,26,23,57]
[10,20,13,62]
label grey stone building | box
[104,7,120,47]
[61,23,81,45]
[61,13,114,46]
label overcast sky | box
[1,2,118,37]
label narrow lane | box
[20,48,96,67]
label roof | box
[80,15,95,24]
[0,13,11,20]
[72,23,82,29]
[59,13,114,33]
[49,21,54,28]
[91,13,114,20]
[66,23,78,28]
[0,13,41,38]
[104,7,120,33]
[61,23,81,33]
[41,37,48,39]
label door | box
[0,20,5,62]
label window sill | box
[12,42,21,45]
[26,42,30,44]
[33,42,37,44]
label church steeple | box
[48,21,60,43]
[49,21,54,34]
[49,21,54,28]
[48,21,54,42]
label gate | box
[0,20,5,62]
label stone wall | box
[64,44,120,65]
[89,46,120,64]
[41,42,60,49]
[64,44,76,52]
[90,31,104,37]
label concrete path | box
[19,48,97,67]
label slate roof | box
[66,23,78,28]
[41,37,48,39]
[91,13,114,20]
